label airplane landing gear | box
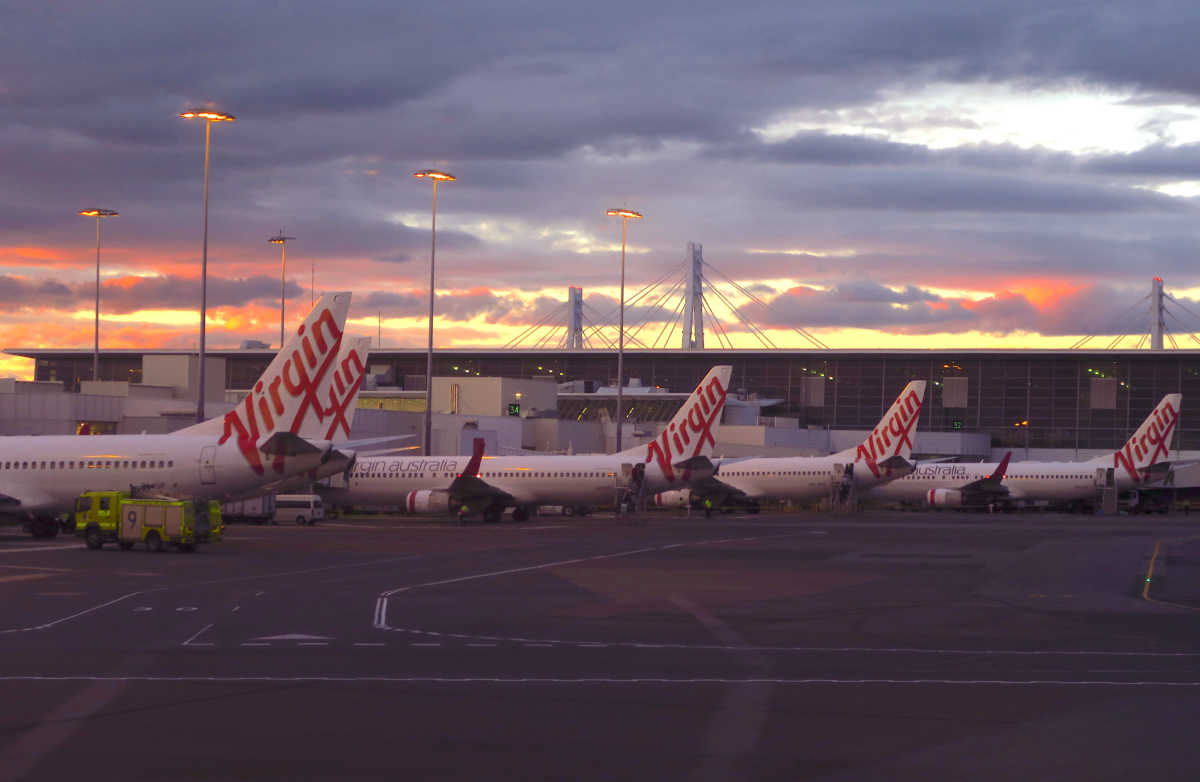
[511,506,530,523]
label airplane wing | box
[675,459,758,508]
[953,451,1013,498]
[445,438,515,508]
[258,431,327,457]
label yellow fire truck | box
[75,491,206,552]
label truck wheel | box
[295,515,306,526]
[562,505,576,517]
[85,527,103,550]
[145,531,164,553]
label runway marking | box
[353,642,385,647]
[0,588,164,634]
[1,675,1198,688]
[0,563,74,572]
[241,642,269,647]
[181,623,214,647]
[373,533,793,630]
[0,544,76,554]
[0,573,55,585]
[298,642,329,647]
[672,595,772,782]
[467,643,497,647]
[412,643,441,647]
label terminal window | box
[1090,377,1118,409]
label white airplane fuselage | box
[343,451,685,508]
[869,458,1124,505]
[708,452,910,502]
[0,434,333,515]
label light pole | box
[179,108,235,422]
[413,168,455,456]
[269,231,295,348]
[78,208,118,382]
[606,208,643,452]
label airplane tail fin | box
[626,364,732,483]
[1113,393,1181,480]
[839,380,927,477]
[177,292,352,474]
[318,336,371,443]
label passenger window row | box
[0,459,174,470]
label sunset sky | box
[6,1,1200,379]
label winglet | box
[460,437,486,478]
[990,451,1012,481]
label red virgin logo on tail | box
[322,348,367,440]
[645,373,728,483]
[218,307,343,474]
[1114,400,1178,483]
[855,389,922,478]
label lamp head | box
[413,169,456,183]
[606,208,643,220]
[79,209,118,218]
[179,109,236,122]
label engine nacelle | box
[405,490,452,514]
[926,488,965,507]
[653,489,692,508]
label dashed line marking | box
[353,642,385,647]
[412,643,441,647]
[241,642,269,647]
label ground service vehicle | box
[274,494,324,525]
[221,495,276,525]
[199,500,224,542]
[75,490,203,552]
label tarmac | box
[2,509,1199,781]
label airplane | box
[325,365,734,522]
[866,393,1182,509]
[650,380,927,513]
[0,292,357,537]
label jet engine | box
[405,490,452,514]
[653,489,692,508]
[926,488,965,507]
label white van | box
[273,494,325,526]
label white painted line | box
[578,643,609,648]
[411,643,441,647]
[1,587,164,635]
[298,642,329,647]
[523,643,555,648]
[372,533,800,631]
[0,544,77,554]
[181,623,214,647]
[353,642,386,647]
[0,675,1197,687]
[467,643,497,647]
[241,642,270,647]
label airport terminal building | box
[6,346,1200,459]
